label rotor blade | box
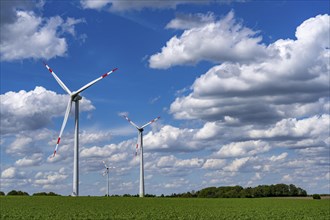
[102,161,108,168]
[135,132,140,156]
[102,171,108,176]
[72,68,118,96]
[141,116,160,129]
[43,62,71,95]
[123,115,140,129]
[50,99,72,157]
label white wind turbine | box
[43,62,118,196]
[102,161,114,197]
[123,115,160,197]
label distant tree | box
[0,191,5,196]
[194,183,307,198]
[33,192,60,196]
[242,187,253,198]
[33,192,47,196]
[312,194,321,199]
[7,190,18,195]
[181,192,193,198]
[297,187,307,197]
[169,193,177,198]
[145,194,156,197]
[7,190,29,196]
[48,192,60,196]
[197,187,218,198]
[288,184,298,196]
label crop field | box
[1,196,329,220]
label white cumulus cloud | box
[1,167,25,179]
[214,140,271,158]
[0,9,84,61]
[249,115,330,140]
[81,0,214,11]
[15,153,43,167]
[170,14,330,124]
[149,11,268,69]
[1,86,94,135]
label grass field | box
[1,196,329,219]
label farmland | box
[1,197,329,219]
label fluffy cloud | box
[165,12,216,30]
[80,140,133,158]
[6,135,36,157]
[269,152,288,162]
[170,14,329,124]
[1,86,94,135]
[81,0,112,10]
[149,11,269,69]
[249,115,329,140]
[223,157,250,172]
[214,140,271,158]
[194,121,222,140]
[156,155,204,169]
[1,167,25,179]
[15,153,43,167]
[79,130,112,145]
[33,168,69,189]
[81,0,213,11]
[202,159,226,169]
[144,125,200,152]
[1,167,17,179]
[163,178,189,189]
[0,8,84,61]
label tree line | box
[0,190,60,196]
[167,184,307,198]
[0,184,307,198]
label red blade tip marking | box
[57,137,61,144]
[112,68,118,72]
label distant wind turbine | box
[43,62,118,196]
[102,161,114,197]
[123,115,160,197]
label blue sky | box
[1,0,329,196]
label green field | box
[1,197,329,219]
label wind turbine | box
[43,62,118,196]
[123,115,160,197]
[102,161,114,197]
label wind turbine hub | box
[139,128,144,132]
[72,94,82,101]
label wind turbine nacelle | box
[72,94,82,101]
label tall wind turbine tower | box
[102,161,114,197]
[43,62,118,196]
[123,115,160,197]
